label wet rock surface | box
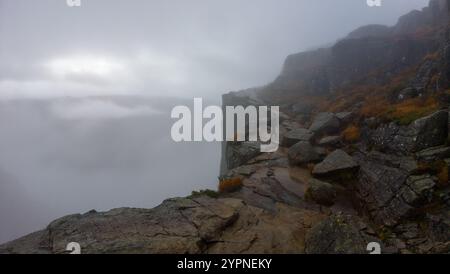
[312,149,359,177]
[309,112,340,135]
[0,196,327,254]
[287,142,322,165]
[282,128,314,147]
[370,110,448,155]
[305,178,337,206]
[305,214,380,254]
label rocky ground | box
[1,105,448,254]
[219,104,450,254]
[1,0,449,254]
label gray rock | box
[413,110,449,151]
[354,151,427,227]
[371,110,448,154]
[312,149,359,177]
[358,150,419,173]
[309,112,340,135]
[281,120,302,132]
[305,214,380,254]
[282,128,314,147]
[305,178,337,206]
[225,142,261,171]
[401,175,436,207]
[228,177,306,212]
[318,136,342,147]
[335,112,353,123]
[397,87,420,101]
[0,196,327,254]
[288,142,322,165]
[416,146,450,162]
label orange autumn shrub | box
[384,97,440,125]
[342,125,361,143]
[218,177,243,193]
[423,51,439,61]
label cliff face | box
[259,0,449,101]
[1,0,450,254]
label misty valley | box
[0,96,220,243]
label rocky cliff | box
[1,0,449,254]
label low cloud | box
[0,0,430,99]
[51,99,162,120]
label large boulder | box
[282,128,314,147]
[312,149,359,177]
[309,112,340,135]
[288,142,323,165]
[413,110,448,150]
[305,178,337,206]
[371,110,448,155]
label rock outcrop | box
[0,197,326,254]
[370,110,448,155]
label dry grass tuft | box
[218,177,243,193]
[341,125,361,143]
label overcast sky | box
[0,0,430,100]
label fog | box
[0,97,221,242]
[0,0,429,243]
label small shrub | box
[360,96,388,118]
[218,177,243,193]
[384,97,440,125]
[190,189,220,199]
[342,125,361,143]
